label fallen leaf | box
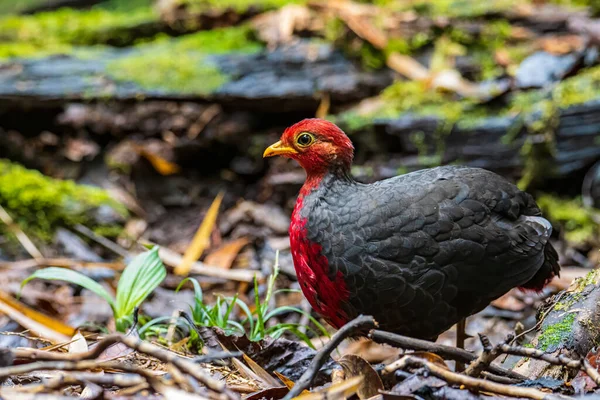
[132,143,181,176]
[491,291,527,312]
[294,375,363,400]
[273,371,306,392]
[408,352,449,370]
[243,353,282,388]
[338,354,383,399]
[68,331,89,354]
[175,192,224,276]
[244,386,289,400]
[204,237,249,269]
[0,290,74,343]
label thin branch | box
[0,204,43,260]
[283,315,377,400]
[464,334,511,378]
[369,329,525,380]
[0,360,161,391]
[13,334,238,399]
[583,358,600,385]
[465,335,600,386]
[384,355,566,400]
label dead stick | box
[283,315,377,400]
[369,329,525,380]
[0,360,161,391]
[43,371,146,390]
[583,358,600,385]
[384,355,565,400]
[464,334,508,378]
[14,334,237,399]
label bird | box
[263,118,560,341]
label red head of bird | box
[263,118,354,176]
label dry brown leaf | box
[244,387,290,400]
[132,143,181,176]
[273,371,308,393]
[175,192,224,276]
[338,354,383,399]
[242,353,282,388]
[538,35,584,55]
[0,290,74,343]
[294,375,363,400]
[68,331,89,354]
[409,352,449,370]
[204,237,250,269]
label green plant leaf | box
[115,247,166,324]
[21,267,116,312]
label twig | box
[464,335,600,386]
[0,204,43,260]
[384,355,562,400]
[283,315,377,400]
[583,358,600,385]
[369,329,525,380]
[43,371,146,390]
[146,241,263,282]
[0,258,123,271]
[13,334,238,399]
[464,334,510,378]
[74,224,130,258]
[0,360,162,391]
[0,330,54,345]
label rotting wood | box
[512,269,600,381]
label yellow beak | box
[263,140,298,158]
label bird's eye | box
[296,133,314,147]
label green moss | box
[0,159,126,241]
[537,194,598,244]
[411,0,520,18]
[572,269,600,292]
[553,65,600,108]
[106,26,261,94]
[537,313,576,351]
[173,0,306,13]
[0,0,156,59]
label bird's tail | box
[520,241,561,291]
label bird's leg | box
[455,318,467,371]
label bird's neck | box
[298,167,353,199]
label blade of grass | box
[21,267,116,312]
[175,192,224,276]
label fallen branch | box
[283,315,377,400]
[384,355,563,400]
[369,329,525,380]
[0,360,162,391]
[465,334,600,386]
[465,334,511,378]
[43,371,146,390]
[14,334,238,399]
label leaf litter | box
[1,0,600,399]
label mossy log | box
[512,269,600,380]
[0,40,392,112]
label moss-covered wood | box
[0,159,126,241]
[513,269,600,380]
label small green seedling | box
[176,253,329,347]
[21,247,166,332]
